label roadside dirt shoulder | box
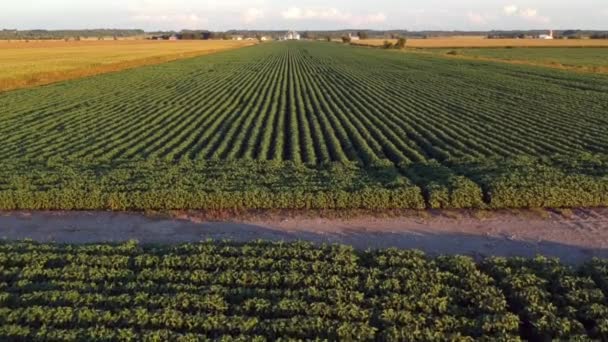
[1,208,608,264]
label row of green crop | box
[309,43,608,164]
[3,240,608,340]
[0,241,512,340]
[0,188,425,211]
[0,155,607,210]
[1,42,607,165]
[483,256,608,340]
[362,250,521,340]
[1,42,607,212]
[449,154,608,208]
[0,241,375,341]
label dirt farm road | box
[2,209,608,264]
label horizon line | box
[3,28,605,33]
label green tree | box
[395,37,407,49]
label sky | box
[1,0,607,31]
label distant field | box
[352,39,608,73]
[0,40,255,91]
[429,47,608,73]
[354,38,608,48]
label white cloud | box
[501,5,550,24]
[366,13,387,24]
[127,1,211,29]
[467,12,488,25]
[503,5,518,15]
[127,0,269,29]
[127,0,265,14]
[130,13,206,28]
[281,7,386,26]
[242,8,264,24]
[282,7,348,21]
[518,8,538,18]
[518,8,550,23]
[281,7,300,19]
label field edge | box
[0,42,257,93]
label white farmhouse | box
[284,30,301,40]
[349,33,360,41]
[539,30,554,40]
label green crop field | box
[1,42,608,210]
[432,47,608,70]
[3,240,608,340]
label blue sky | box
[1,0,606,31]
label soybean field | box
[1,42,607,210]
[4,240,608,340]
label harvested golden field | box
[353,38,608,48]
[0,39,255,92]
[428,47,608,74]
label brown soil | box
[1,208,608,264]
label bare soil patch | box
[1,208,608,264]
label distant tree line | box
[2,28,607,41]
[178,30,229,40]
[149,30,227,40]
[487,30,608,39]
[590,33,608,39]
[487,33,528,39]
[0,29,144,40]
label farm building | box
[349,33,360,41]
[168,35,179,41]
[284,30,301,40]
[539,30,554,40]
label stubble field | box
[0,39,255,92]
[424,47,608,74]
